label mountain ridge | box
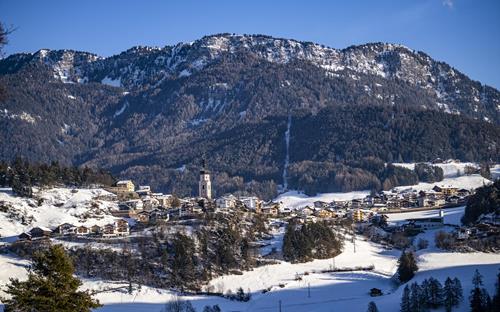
[1,33,499,198]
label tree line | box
[0,157,115,197]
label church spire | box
[199,157,212,199]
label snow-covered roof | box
[116,180,133,184]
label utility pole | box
[353,234,356,253]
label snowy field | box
[392,161,479,178]
[275,190,370,210]
[1,229,497,312]
[392,174,490,193]
[0,187,119,241]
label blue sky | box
[1,0,499,88]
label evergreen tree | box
[401,285,411,312]
[2,245,101,312]
[427,277,444,308]
[203,305,221,312]
[452,278,463,306]
[492,271,500,312]
[410,282,423,312]
[443,277,463,312]
[170,233,197,290]
[367,301,379,312]
[470,270,491,312]
[397,251,418,283]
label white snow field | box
[1,228,497,312]
[393,161,480,178]
[276,190,370,210]
[0,187,119,242]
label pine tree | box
[401,284,411,312]
[427,277,444,308]
[170,233,196,290]
[397,251,418,283]
[420,278,431,308]
[470,270,491,312]
[492,271,500,312]
[444,277,463,312]
[2,245,101,312]
[367,301,379,312]
[410,282,423,312]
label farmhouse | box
[76,225,90,235]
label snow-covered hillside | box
[275,190,370,210]
[0,187,119,240]
[393,161,480,178]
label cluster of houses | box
[18,219,130,240]
[14,161,481,242]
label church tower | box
[199,159,212,199]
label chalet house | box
[116,180,135,192]
[405,217,443,230]
[386,198,402,209]
[18,232,32,240]
[418,191,445,207]
[261,205,279,217]
[216,195,237,210]
[125,199,143,210]
[149,209,169,223]
[279,206,293,216]
[315,208,336,219]
[90,225,102,234]
[29,226,52,238]
[433,186,458,196]
[102,224,116,237]
[349,199,363,209]
[301,206,314,216]
[136,185,151,197]
[76,225,90,236]
[141,196,159,211]
[115,219,130,236]
[371,194,386,205]
[57,223,76,236]
[153,194,172,207]
[457,188,471,197]
[239,196,261,211]
[112,204,138,218]
[136,211,150,224]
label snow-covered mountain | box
[2,34,498,121]
[1,34,499,197]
